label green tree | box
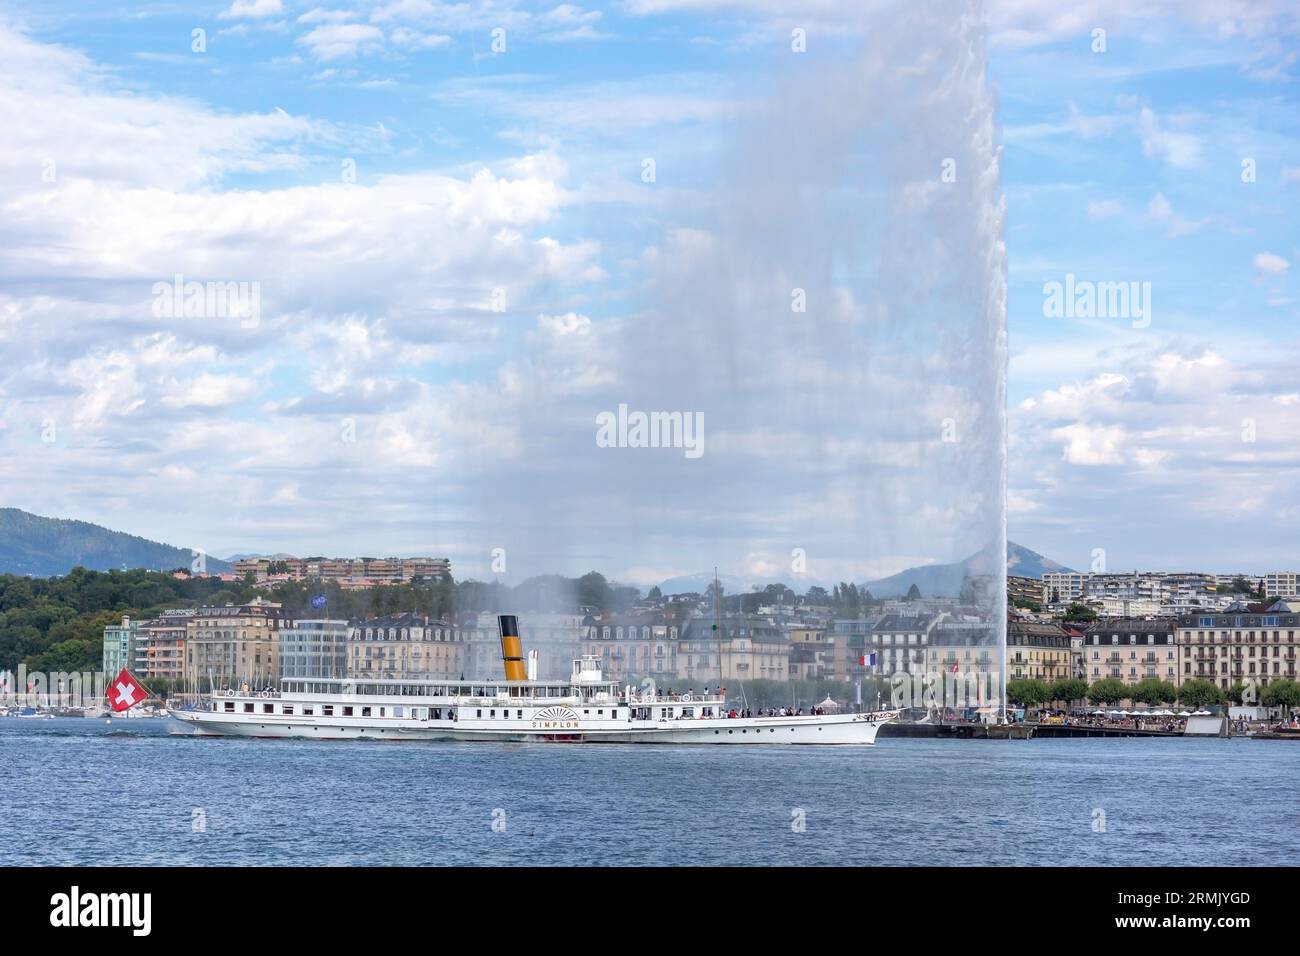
[1087,678,1127,705]
[905,584,921,601]
[1063,603,1097,622]
[1261,680,1300,713]
[646,585,662,602]
[1130,678,1177,706]
[1049,677,1088,706]
[1225,681,1248,705]
[1007,679,1051,706]
[576,571,612,610]
[1177,678,1224,709]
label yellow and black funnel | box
[498,614,527,681]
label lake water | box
[3,718,1297,866]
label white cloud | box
[1138,106,1202,167]
[1254,250,1290,276]
[298,23,385,61]
[220,0,284,19]
[1144,191,1210,236]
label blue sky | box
[0,0,1297,583]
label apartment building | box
[233,555,451,587]
[1082,617,1178,686]
[582,611,682,683]
[138,611,193,680]
[1007,576,1045,605]
[1264,572,1299,598]
[184,597,290,686]
[1175,610,1300,689]
[347,612,475,680]
[1006,620,1072,683]
[102,616,139,677]
[281,619,350,680]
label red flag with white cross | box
[107,668,149,712]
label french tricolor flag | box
[857,653,877,666]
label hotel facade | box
[1175,610,1300,690]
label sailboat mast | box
[713,568,723,694]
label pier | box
[878,722,1186,739]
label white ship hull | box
[166,708,892,745]
[167,627,894,747]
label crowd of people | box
[723,706,829,718]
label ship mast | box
[712,568,722,693]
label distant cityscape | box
[87,556,1300,707]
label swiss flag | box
[107,668,149,712]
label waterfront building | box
[582,611,682,684]
[281,619,350,679]
[1006,620,1072,683]
[184,597,290,687]
[1082,617,1178,686]
[1064,623,1087,679]
[926,621,998,683]
[102,616,139,677]
[1175,609,1300,690]
[788,626,833,680]
[710,616,789,684]
[138,610,193,680]
[347,612,475,680]
[868,613,941,678]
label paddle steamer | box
[167,615,895,745]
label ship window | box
[362,707,372,717]
[343,706,353,716]
[243,703,253,713]
[323,705,333,716]
[476,709,482,718]
[262,704,273,714]
[490,709,496,718]
[517,710,523,718]
[224,702,234,712]
[303,706,314,716]
[597,709,604,715]
[282,705,294,715]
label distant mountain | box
[865,541,1072,598]
[220,552,297,562]
[657,571,753,596]
[1005,541,1073,579]
[655,541,1071,600]
[0,508,231,578]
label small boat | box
[17,707,53,719]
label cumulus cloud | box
[220,0,284,19]
[1254,250,1290,276]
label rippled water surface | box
[3,718,1297,866]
